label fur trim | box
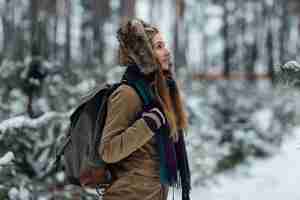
[117,19,159,75]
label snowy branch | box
[0,111,71,135]
[0,151,14,166]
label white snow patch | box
[0,151,14,165]
[0,111,70,134]
[9,186,30,200]
[251,108,273,132]
[169,126,300,200]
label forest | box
[0,0,300,199]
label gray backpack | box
[56,82,122,188]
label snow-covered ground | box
[169,127,300,200]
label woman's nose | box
[165,47,170,57]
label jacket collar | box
[122,64,155,85]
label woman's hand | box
[142,103,166,131]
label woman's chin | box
[161,64,169,71]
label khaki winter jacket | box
[99,84,169,200]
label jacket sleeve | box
[98,85,155,163]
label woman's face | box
[152,32,170,71]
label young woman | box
[99,19,191,200]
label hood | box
[117,19,159,75]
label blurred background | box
[0,0,300,199]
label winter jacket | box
[99,84,169,200]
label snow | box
[76,79,96,94]
[8,186,30,200]
[282,61,300,72]
[0,111,70,135]
[169,127,300,200]
[205,5,223,16]
[0,151,14,165]
[251,108,273,133]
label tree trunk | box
[222,1,230,77]
[120,0,136,19]
[1,14,13,59]
[53,0,58,60]
[263,1,275,84]
[174,0,187,73]
[30,0,40,56]
[245,1,257,83]
[92,0,111,65]
[64,0,71,68]
[266,30,274,83]
[2,0,16,59]
[279,0,289,64]
[149,0,155,23]
[200,32,209,73]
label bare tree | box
[286,0,300,60]
[120,0,136,20]
[30,0,40,56]
[64,0,71,68]
[92,0,111,64]
[221,0,231,77]
[262,0,275,83]
[1,0,15,60]
[244,1,258,82]
[174,0,187,73]
[278,0,289,64]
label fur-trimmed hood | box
[117,19,159,75]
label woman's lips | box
[163,58,170,63]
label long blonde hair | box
[152,67,188,141]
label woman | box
[99,19,191,200]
